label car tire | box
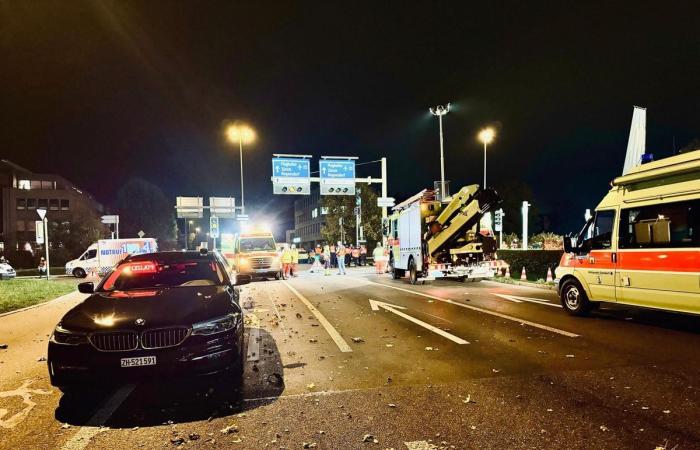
[408,258,418,285]
[560,279,591,316]
[73,268,86,278]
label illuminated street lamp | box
[478,127,495,189]
[226,123,256,215]
[429,103,450,199]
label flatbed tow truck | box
[385,185,501,284]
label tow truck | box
[385,185,501,284]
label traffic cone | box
[505,266,511,278]
[520,267,527,281]
[546,267,554,283]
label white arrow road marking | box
[369,299,469,345]
[492,293,562,308]
[363,280,579,338]
[283,281,353,353]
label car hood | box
[60,285,235,332]
[0,263,14,272]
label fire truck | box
[556,149,700,316]
[385,185,501,284]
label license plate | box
[120,356,156,368]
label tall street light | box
[226,123,256,215]
[429,103,450,199]
[478,127,495,188]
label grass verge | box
[14,266,66,277]
[0,278,80,314]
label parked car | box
[0,258,16,280]
[48,250,249,393]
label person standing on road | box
[372,244,385,274]
[290,244,299,277]
[360,245,367,266]
[330,244,337,268]
[351,246,360,266]
[323,244,332,276]
[337,244,347,275]
[281,245,293,279]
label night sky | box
[2,2,699,235]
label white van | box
[65,238,157,278]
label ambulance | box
[227,229,281,280]
[65,238,158,278]
[555,149,699,316]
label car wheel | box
[73,268,86,278]
[560,279,591,316]
[408,258,418,285]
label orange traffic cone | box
[505,266,511,278]
[546,267,554,283]
[520,267,527,281]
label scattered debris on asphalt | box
[565,354,575,358]
[0,344,8,349]
[37,356,47,362]
[309,338,318,343]
[599,425,609,432]
[170,437,185,446]
[425,347,434,351]
[362,433,378,443]
[60,423,70,429]
[352,337,365,343]
[388,403,396,408]
[296,313,303,319]
[220,424,239,434]
[303,443,317,448]
[307,383,316,390]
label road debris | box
[599,425,609,432]
[188,433,200,440]
[307,383,316,390]
[565,354,575,358]
[352,337,365,343]
[424,347,434,351]
[362,434,378,443]
[0,344,8,349]
[37,356,47,362]
[170,437,185,446]
[220,424,239,434]
[303,443,317,448]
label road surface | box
[1,267,699,449]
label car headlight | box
[50,324,89,345]
[239,257,249,266]
[192,313,240,336]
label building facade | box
[0,160,103,252]
[290,187,327,250]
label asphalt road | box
[1,267,699,449]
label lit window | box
[18,179,30,189]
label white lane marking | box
[282,281,353,353]
[369,299,469,345]
[60,383,135,450]
[492,294,522,303]
[492,293,562,308]
[364,280,579,338]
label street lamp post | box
[429,103,450,199]
[36,208,49,280]
[226,123,256,215]
[478,127,495,189]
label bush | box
[0,250,34,269]
[496,249,563,281]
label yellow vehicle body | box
[555,149,700,315]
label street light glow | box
[429,103,450,116]
[226,124,256,144]
[478,127,495,145]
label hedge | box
[496,249,564,281]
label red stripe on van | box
[617,250,699,272]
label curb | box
[0,290,84,318]
[484,278,557,291]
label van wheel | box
[73,268,87,278]
[408,258,418,285]
[560,279,591,316]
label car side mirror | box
[233,274,252,286]
[78,282,94,294]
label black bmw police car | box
[48,250,249,392]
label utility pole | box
[521,201,530,250]
[430,104,450,200]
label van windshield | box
[240,237,276,252]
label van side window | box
[581,210,615,252]
[84,249,97,260]
[619,200,698,249]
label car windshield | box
[240,237,275,252]
[100,258,225,291]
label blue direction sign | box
[319,159,355,195]
[271,158,311,195]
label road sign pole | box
[116,216,119,239]
[44,218,50,280]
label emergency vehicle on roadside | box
[226,230,281,280]
[556,149,699,316]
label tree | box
[50,202,110,260]
[320,186,382,246]
[115,178,177,246]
